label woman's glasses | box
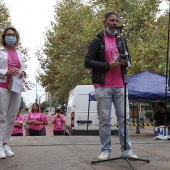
[5,34,16,37]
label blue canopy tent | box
[127,70,170,102]
[87,71,170,135]
[89,70,170,102]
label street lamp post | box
[49,93,52,112]
[35,79,38,103]
[39,94,46,105]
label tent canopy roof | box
[89,71,170,102]
[127,70,170,102]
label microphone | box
[115,25,124,29]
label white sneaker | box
[0,147,6,159]
[121,150,138,159]
[127,151,138,159]
[3,145,14,157]
[98,152,110,161]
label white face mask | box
[106,27,117,36]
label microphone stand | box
[91,27,150,170]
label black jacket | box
[85,31,131,85]
[154,112,170,126]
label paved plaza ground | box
[0,135,170,170]
[1,114,169,170]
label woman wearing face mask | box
[0,27,26,159]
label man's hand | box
[109,61,121,69]
[120,59,126,66]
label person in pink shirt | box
[85,11,138,161]
[52,108,66,136]
[11,107,24,136]
[39,107,48,136]
[26,103,43,136]
[0,27,26,159]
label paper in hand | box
[11,75,23,93]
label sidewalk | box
[0,135,170,170]
[129,118,155,136]
[6,115,168,170]
[129,125,154,136]
[4,115,170,170]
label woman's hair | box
[31,103,40,112]
[0,27,20,47]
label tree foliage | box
[38,0,168,103]
[0,1,11,33]
[37,0,94,102]
[0,1,32,90]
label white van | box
[65,85,117,135]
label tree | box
[40,100,56,109]
[0,1,32,90]
[37,0,94,101]
[38,0,167,102]
[0,1,12,33]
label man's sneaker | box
[122,150,138,159]
[0,147,6,159]
[98,152,110,161]
[3,145,14,157]
[127,151,138,159]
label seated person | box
[154,102,170,126]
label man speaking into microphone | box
[85,11,138,161]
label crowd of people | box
[12,103,66,137]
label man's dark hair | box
[103,11,118,21]
[157,102,165,107]
[56,109,61,113]
[55,106,61,113]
